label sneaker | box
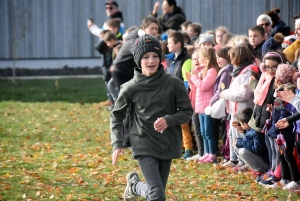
[186,154,201,161]
[255,174,264,183]
[259,175,280,186]
[124,172,140,201]
[233,164,250,172]
[200,155,217,163]
[196,154,209,163]
[181,150,193,159]
[266,180,288,189]
[255,172,270,183]
[282,181,300,191]
[222,161,237,168]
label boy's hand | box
[154,117,167,133]
[110,66,114,72]
[112,148,124,165]
[87,19,94,28]
[277,90,296,103]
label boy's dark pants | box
[133,156,172,201]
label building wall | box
[0,0,299,60]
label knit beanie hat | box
[283,39,300,63]
[265,8,281,26]
[262,33,284,55]
[133,34,162,67]
[275,64,297,84]
[199,34,215,46]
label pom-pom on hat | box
[262,33,284,55]
[133,34,162,68]
[283,39,300,63]
[275,64,297,85]
[199,34,215,46]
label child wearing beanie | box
[110,34,193,200]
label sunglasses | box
[106,6,114,10]
[259,22,270,27]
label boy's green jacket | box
[110,65,193,160]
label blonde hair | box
[227,35,249,47]
[199,47,219,78]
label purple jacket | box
[209,64,233,105]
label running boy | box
[110,35,193,200]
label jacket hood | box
[125,28,139,41]
[108,11,124,22]
[133,65,168,88]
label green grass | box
[0,79,299,200]
[0,78,107,103]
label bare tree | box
[10,1,26,84]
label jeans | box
[199,114,216,154]
[268,136,279,172]
[192,112,204,156]
[133,156,172,201]
[107,78,119,103]
[237,147,269,172]
[265,135,272,171]
[279,140,299,181]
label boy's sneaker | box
[222,161,237,168]
[233,164,249,172]
[186,154,201,161]
[282,181,300,191]
[181,150,193,159]
[266,180,288,189]
[124,172,140,201]
[259,175,280,186]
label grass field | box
[0,78,299,200]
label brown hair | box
[248,25,265,37]
[169,31,184,49]
[188,23,202,36]
[199,47,219,78]
[229,45,254,66]
[181,21,192,29]
[160,41,169,60]
[104,31,117,42]
[182,32,193,45]
[140,16,159,30]
[216,46,231,63]
[107,18,121,29]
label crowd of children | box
[89,1,300,199]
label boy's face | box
[140,52,160,77]
[167,38,181,53]
[105,39,116,48]
[187,26,197,38]
[108,26,119,35]
[144,22,159,36]
[248,30,265,48]
[239,121,250,130]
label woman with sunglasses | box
[256,14,273,40]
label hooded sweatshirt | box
[110,65,193,160]
[112,28,141,77]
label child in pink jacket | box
[186,47,219,163]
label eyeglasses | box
[106,6,113,10]
[265,66,277,71]
[259,22,270,27]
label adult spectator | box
[150,0,186,32]
[87,0,125,37]
[256,14,273,39]
[265,8,290,37]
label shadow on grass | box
[0,78,107,103]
